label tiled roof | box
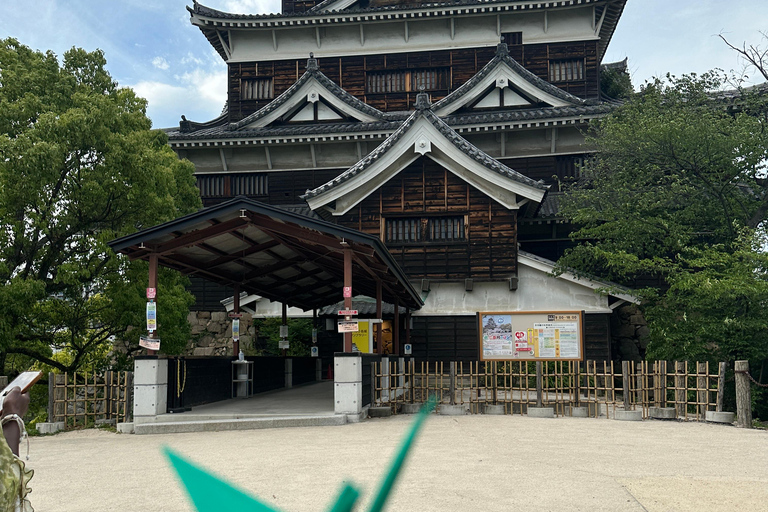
[319,298,407,316]
[227,56,393,131]
[302,93,547,200]
[443,103,614,127]
[433,42,588,112]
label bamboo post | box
[735,360,752,428]
[410,360,415,404]
[697,362,708,419]
[716,362,727,413]
[535,361,543,408]
[492,362,498,405]
[675,361,686,418]
[622,361,631,410]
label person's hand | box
[2,386,30,418]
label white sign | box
[279,325,289,338]
[279,340,290,349]
[404,344,412,355]
[338,320,359,333]
[139,336,160,351]
[146,302,157,331]
[311,346,319,357]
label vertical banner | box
[232,319,240,341]
[146,302,157,331]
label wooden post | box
[675,361,686,419]
[342,241,353,353]
[281,302,288,357]
[45,374,53,422]
[535,361,543,408]
[375,280,383,354]
[735,360,752,428]
[147,253,158,356]
[622,361,631,410]
[393,297,400,356]
[697,362,708,419]
[233,285,240,356]
[449,361,456,405]
[716,362,727,413]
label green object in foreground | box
[165,397,437,512]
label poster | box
[139,336,160,351]
[351,320,371,353]
[478,311,583,361]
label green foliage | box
[558,71,768,369]
[0,38,201,372]
[252,318,313,357]
[600,66,634,99]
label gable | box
[433,43,585,117]
[303,103,548,216]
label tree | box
[557,71,768,368]
[720,31,768,84]
[0,39,201,372]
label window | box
[385,216,466,243]
[196,173,268,198]
[549,59,584,82]
[241,78,274,100]
[502,32,523,45]
[366,68,449,94]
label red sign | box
[228,312,243,318]
[343,287,352,298]
[338,310,358,316]
[146,288,156,299]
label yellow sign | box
[352,320,370,353]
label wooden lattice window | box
[427,217,465,241]
[366,68,449,94]
[241,78,274,100]
[549,59,584,82]
[502,32,523,45]
[385,216,466,243]
[196,173,268,198]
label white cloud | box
[181,52,204,66]
[152,56,170,70]
[131,68,228,129]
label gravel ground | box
[26,415,768,511]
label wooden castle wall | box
[227,40,599,121]
[334,157,517,280]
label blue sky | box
[1,0,766,129]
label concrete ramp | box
[134,414,346,434]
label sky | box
[1,0,766,129]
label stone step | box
[134,415,346,435]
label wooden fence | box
[373,360,724,420]
[48,371,133,426]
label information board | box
[478,311,584,361]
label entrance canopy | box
[109,197,422,311]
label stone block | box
[570,406,588,418]
[528,407,555,418]
[614,410,643,421]
[334,382,361,415]
[649,407,676,420]
[187,312,197,324]
[334,357,362,383]
[207,322,223,334]
[438,404,467,416]
[630,314,646,326]
[483,404,505,415]
[400,403,423,414]
[198,311,211,319]
[211,311,226,322]
[636,325,650,339]
[615,324,636,338]
[116,422,135,434]
[190,324,204,335]
[238,335,252,346]
[368,407,392,418]
[134,359,168,386]
[36,422,65,434]
[705,411,735,424]
[193,347,215,356]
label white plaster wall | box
[225,7,598,63]
[413,264,610,316]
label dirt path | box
[27,415,768,511]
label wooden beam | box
[233,285,240,355]
[343,241,353,353]
[155,217,248,255]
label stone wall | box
[186,311,255,356]
[610,305,650,361]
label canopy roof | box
[109,197,423,311]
